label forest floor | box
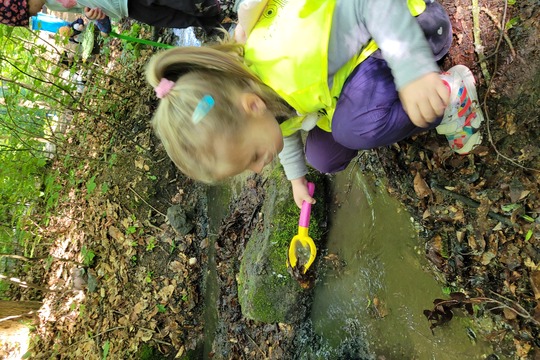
[4,0,539,359]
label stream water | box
[301,165,494,359]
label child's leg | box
[130,0,220,17]
[305,127,359,174]
[128,0,221,29]
[305,56,441,174]
[330,56,442,151]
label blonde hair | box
[146,43,290,183]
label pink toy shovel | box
[287,182,316,274]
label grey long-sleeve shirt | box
[276,0,440,180]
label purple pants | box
[305,1,450,174]
[305,57,443,173]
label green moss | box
[237,169,327,323]
[251,287,281,323]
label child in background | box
[46,0,225,33]
[145,0,483,208]
[58,18,85,43]
[1,0,226,34]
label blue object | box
[94,17,111,34]
[31,12,69,33]
[192,95,215,124]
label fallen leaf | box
[413,172,432,198]
[158,285,175,302]
[503,307,517,320]
[530,270,540,300]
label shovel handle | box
[298,182,315,228]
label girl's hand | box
[84,7,106,20]
[291,177,315,209]
[399,72,450,128]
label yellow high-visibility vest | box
[244,0,427,136]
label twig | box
[488,291,540,326]
[433,293,539,326]
[0,253,84,266]
[246,333,267,359]
[0,274,56,292]
[481,6,516,59]
[430,182,513,226]
[152,338,172,346]
[128,186,167,217]
[471,0,491,82]
[0,313,37,323]
[89,326,127,339]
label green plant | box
[81,246,95,266]
[102,340,110,360]
[145,271,153,283]
[145,237,156,251]
[86,175,97,195]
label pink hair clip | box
[154,78,176,99]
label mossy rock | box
[237,169,326,324]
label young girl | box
[145,0,484,208]
[1,0,225,33]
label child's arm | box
[356,1,446,125]
[44,0,84,13]
[278,132,315,208]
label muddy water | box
[306,166,493,359]
[203,185,232,357]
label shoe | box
[436,65,484,154]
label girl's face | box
[212,94,284,180]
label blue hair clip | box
[192,95,215,124]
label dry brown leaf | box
[529,270,540,300]
[413,172,432,198]
[158,284,175,302]
[130,300,148,322]
[108,226,124,241]
[503,307,517,320]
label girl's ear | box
[240,93,267,116]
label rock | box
[237,171,325,324]
[167,205,194,235]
